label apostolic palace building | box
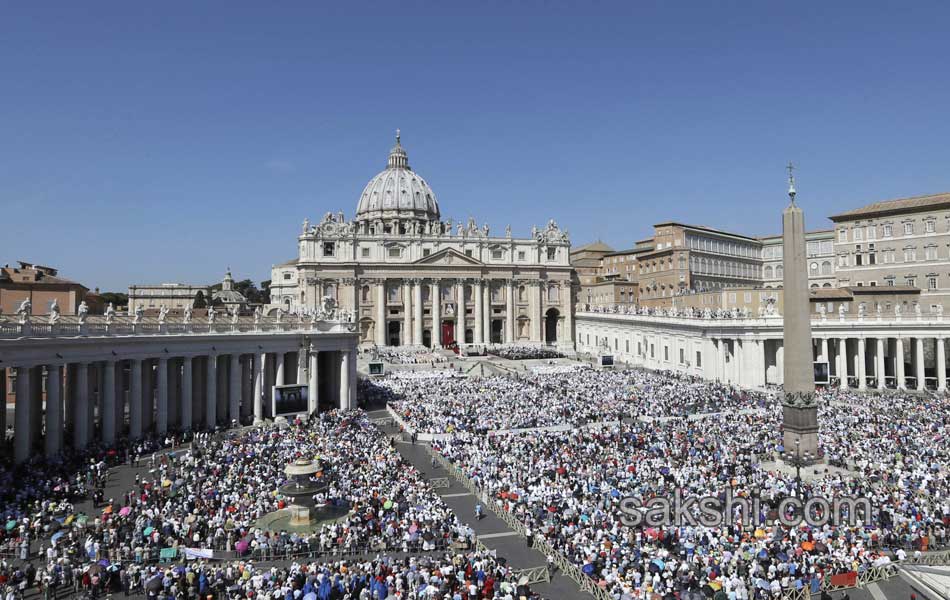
[268,132,575,350]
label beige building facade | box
[830,192,950,312]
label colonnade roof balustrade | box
[0,314,359,369]
[576,306,950,336]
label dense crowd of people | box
[486,346,564,361]
[365,347,450,365]
[426,383,948,598]
[0,409,552,599]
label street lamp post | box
[782,438,814,496]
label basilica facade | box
[269,133,575,349]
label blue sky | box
[2,2,949,292]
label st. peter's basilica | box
[269,132,575,349]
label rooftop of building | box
[1,262,85,288]
[652,221,759,242]
[829,191,950,222]
[757,228,835,241]
[570,241,615,254]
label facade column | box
[937,337,947,392]
[916,337,926,391]
[431,280,441,348]
[820,338,829,363]
[45,364,63,457]
[857,338,867,391]
[403,280,413,346]
[482,282,491,343]
[455,279,465,345]
[14,367,32,463]
[308,350,319,413]
[896,337,906,390]
[838,338,849,390]
[206,354,217,428]
[506,280,515,344]
[412,278,423,345]
[181,357,193,431]
[876,338,886,390]
[561,281,573,346]
[102,361,116,445]
[529,282,542,342]
[156,358,168,435]
[253,353,264,423]
[375,279,387,346]
[474,279,484,345]
[339,351,351,410]
[129,360,142,439]
[229,354,241,424]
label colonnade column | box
[229,354,241,424]
[938,337,947,392]
[474,279,484,345]
[838,338,849,390]
[45,365,63,457]
[308,350,319,413]
[896,337,906,390]
[375,280,387,346]
[716,339,726,382]
[820,338,829,363]
[253,353,264,423]
[156,357,168,435]
[340,350,351,410]
[102,361,116,445]
[455,280,465,345]
[129,359,142,439]
[431,280,441,348]
[181,357,193,431]
[206,354,217,428]
[413,279,423,346]
[75,363,90,447]
[482,282,491,343]
[876,338,886,390]
[916,338,926,391]
[14,367,32,463]
[857,338,867,391]
[275,352,285,386]
[403,281,413,346]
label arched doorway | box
[422,329,432,348]
[387,322,401,346]
[464,329,474,344]
[544,308,560,344]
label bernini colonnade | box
[0,316,358,464]
[577,310,950,392]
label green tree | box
[98,292,128,308]
[193,290,207,308]
[260,280,271,304]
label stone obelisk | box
[781,163,819,460]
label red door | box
[441,321,455,346]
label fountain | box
[257,456,349,533]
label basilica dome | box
[355,132,441,222]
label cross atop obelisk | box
[786,161,796,202]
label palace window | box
[422,248,431,257]
[465,249,474,258]
[926,245,938,261]
[883,224,893,237]
[926,220,936,233]
[904,222,914,235]
[929,276,938,290]
[361,247,370,258]
[323,242,335,257]
[492,248,504,260]
[547,247,557,261]
[388,247,402,258]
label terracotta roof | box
[829,192,950,222]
